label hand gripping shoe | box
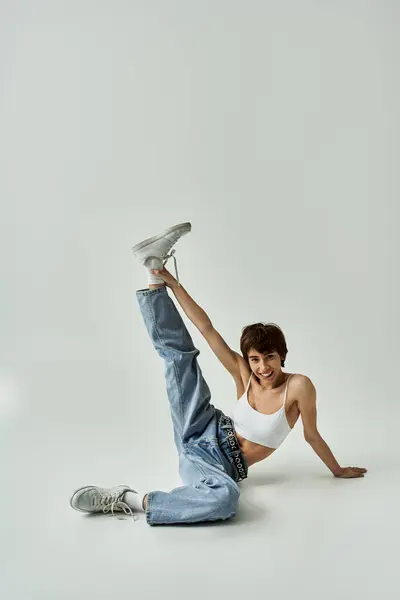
[132,222,191,285]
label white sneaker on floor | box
[132,221,191,285]
[70,485,138,519]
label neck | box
[258,370,285,391]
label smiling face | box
[240,323,288,386]
[247,348,283,386]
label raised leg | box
[136,286,217,450]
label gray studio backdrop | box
[1,1,399,598]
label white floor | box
[3,384,399,600]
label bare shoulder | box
[289,373,314,389]
[289,374,316,402]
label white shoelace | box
[98,492,138,521]
[162,249,180,285]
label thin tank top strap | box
[246,372,253,392]
[283,374,294,406]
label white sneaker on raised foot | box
[70,485,138,520]
[132,222,191,285]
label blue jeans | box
[136,286,248,526]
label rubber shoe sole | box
[69,484,135,513]
[132,222,191,254]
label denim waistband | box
[218,413,248,483]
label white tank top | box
[232,373,294,449]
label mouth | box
[259,371,274,379]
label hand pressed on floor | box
[335,466,368,478]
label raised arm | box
[151,267,242,379]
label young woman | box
[70,222,367,525]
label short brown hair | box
[240,323,288,367]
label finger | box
[342,471,364,478]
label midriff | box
[235,431,277,467]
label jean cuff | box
[136,286,167,297]
[144,491,155,526]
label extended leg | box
[137,286,217,450]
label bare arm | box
[174,284,241,377]
[172,283,212,333]
[307,435,343,476]
[172,279,242,378]
[297,376,367,478]
[152,267,242,378]
[150,266,212,331]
